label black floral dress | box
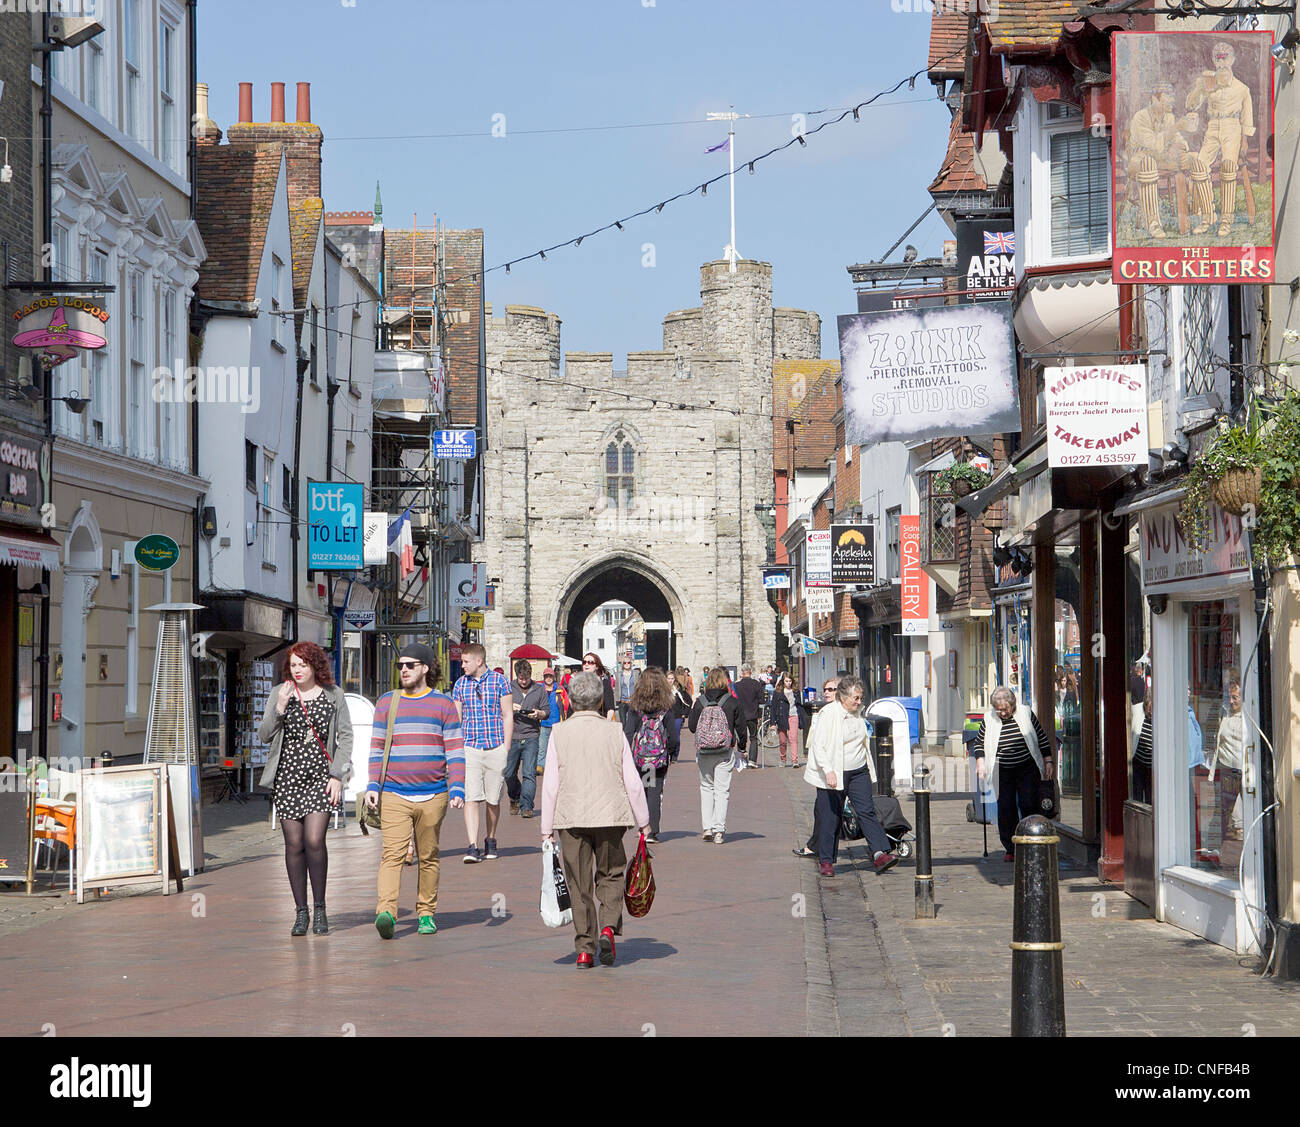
[273,693,335,819]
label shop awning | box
[0,530,60,570]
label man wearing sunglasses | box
[367,644,464,939]
[452,643,513,863]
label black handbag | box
[1036,777,1060,821]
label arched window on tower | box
[605,429,636,509]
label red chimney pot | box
[271,82,285,123]
[296,82,311,123]
[238,82,252,123]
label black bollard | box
[876,728,894,797]
[913,766,933,919]
[1010,814,1066,1037]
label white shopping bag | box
[540,839,573,928]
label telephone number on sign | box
[1056,452,1136,465]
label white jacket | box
[976,705,1045,801]
[803,700,876,791]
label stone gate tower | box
[476,259,820,673]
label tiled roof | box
[929,107,988,195]
[195,144,283,304]
[774,360,840,476]
[984,1,1081,54]
[928,10,970,77]
[289,197,323,313]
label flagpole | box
[707,108,747,274]
[728,110,736,274]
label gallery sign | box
[900,514,928,636]
[837,303,1020,445]
[307,483,363,569]
[1140,502,1249,590]
[805,529,832,587]
[830,523,875,585]
[12,297,109,368]
[1045,364,1148,468]
[1112,31,1274,285]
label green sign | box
[134,534,180,572]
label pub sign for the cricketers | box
[1112,31,1274,285]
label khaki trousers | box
[377,792,448,918]
[558,826,627,957]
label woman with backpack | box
[623,667,679,844]
[688,668,746,844]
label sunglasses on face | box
[397,661,423,671]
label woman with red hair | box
[257,642,354,937]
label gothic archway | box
[555,554,684,671]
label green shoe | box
[417,915,437,935]
[375,911,396,940]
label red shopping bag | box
[623,832,656,918]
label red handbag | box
[624,832,656,918]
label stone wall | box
[477,259,820,672]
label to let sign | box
[308,483,363,569]
[434,430,476,459]
[900,514,928,635]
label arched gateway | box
[474,259,826,674]
[555,554,685,670]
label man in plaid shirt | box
[452,643,513,863]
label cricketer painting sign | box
[1112,31,1274,284]
[837,303,1020,445]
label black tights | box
[282,811,330,907]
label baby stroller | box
[841,793,914,859]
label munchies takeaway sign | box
[1045,364,1148,469]
[837,303,1020,445]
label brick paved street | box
[4,747,1299,1037]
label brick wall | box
[0,19,36,413]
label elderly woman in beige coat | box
[541,671,651,969]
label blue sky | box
[200,0,952,363]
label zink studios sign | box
[308,482,363,569]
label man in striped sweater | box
[972,687,1056,862]
[366,644,465,939]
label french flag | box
[388,508,415,579]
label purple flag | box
[705,137,730,153]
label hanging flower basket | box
[951,478,974,498]
[1211,466,1262,516]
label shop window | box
[245,441,257,491]
[1187,601,1243,876]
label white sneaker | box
[713,831,724,845]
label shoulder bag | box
[295,684,337,807]
[624,832,656,918]
[359,695,399,835]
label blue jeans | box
[506,735,539,812]
[538,726,552,772]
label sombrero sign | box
[12,296,109,369]
[830,522,876,585]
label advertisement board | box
[1045,364,1148,468]
[450,563,485,608]
[434,430,477,459]
[1112,31,1274,285]
[837,303,1020,445]
[805,530,832,586]
[806,587,835,614]
[830,523,875,585]
[762,568,791,590]
[307,482,363,569]
[900,514,928,635]
[956,221,1015,303]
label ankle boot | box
[312,903,329,935]
[291,906,310,937]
